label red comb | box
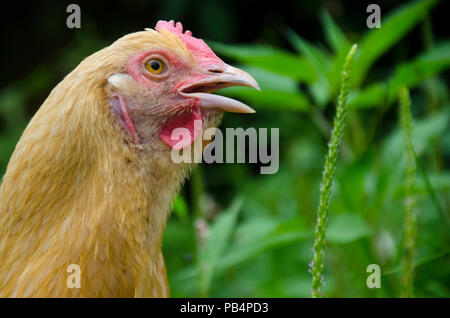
[155,20,192,36]
[155,20,223,68]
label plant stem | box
[310,44,357,298]
[399,86,418,298]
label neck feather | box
[0,75,189,297]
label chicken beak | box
[178,64,260,114]
[216,65,261,92]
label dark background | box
[2,0,447,87]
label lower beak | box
[178,64,260,113]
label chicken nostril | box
[206,66,224,74]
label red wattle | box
[159,107,202,150]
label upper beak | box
[178,64,260,113]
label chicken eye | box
[145,59,164,74]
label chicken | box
[0,20,259,297]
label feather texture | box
[0,28,195,297]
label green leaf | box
[173,231,310,294]
[209,41,316,82]
[382,108,449,161]
[237,65,300,93]
[220,217,310,270]
[319,9,350,54]
[285,29,333,106]
[388,41,450,101]
[348,83,387,108]
[285,28,331,76]
[383,249,450,276]
[197,199,243,296]
[420,40,450,61]
[172,195,189,222]
[221,231,310,271]
[415,172,450,193]
[353,0,439,86]
[327,213,372,244]
[221,87,310,112]
[208,41,283,58]
[181,217,310,282]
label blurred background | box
[1,0,449,297]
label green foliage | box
[197,199,243,296]
[398,86,418,297]
[163,0,449,298]
[172,195,189,223]
[214,0,445,114]
[209,42,316,82]
[389,41,450,101]
[319,9,350,54]
[352,0,439,86]
[327,213,372,244]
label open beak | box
[178,64,260,113]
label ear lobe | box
[107,73,135,90]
